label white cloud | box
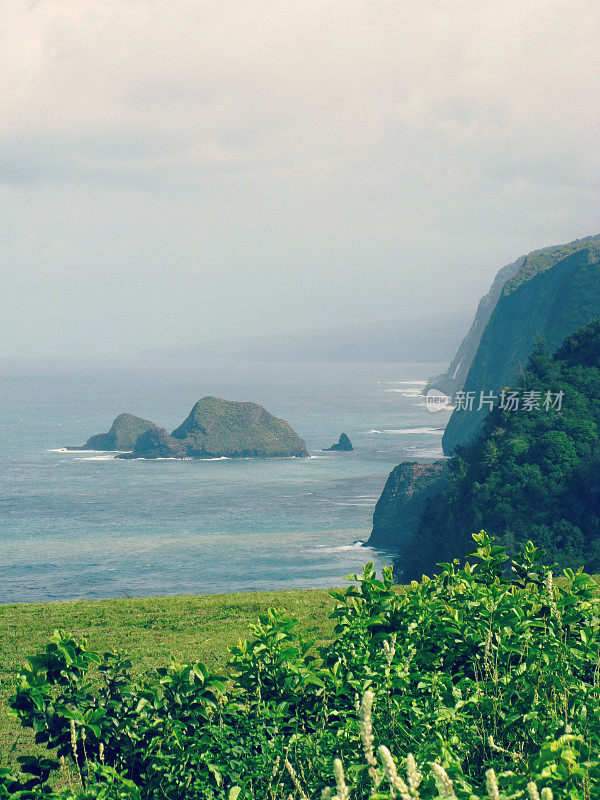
[2,0,597,184]
[1,0,599,356]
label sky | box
[2,0,599,358]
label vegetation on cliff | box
[70,398,308,459]
[442,234,600,453]
[126,427,188,459]
[66,414,158,451]
[366,461,447,549]
[3,535,600,798]
[140,396,310,459]
[398,319,600,581]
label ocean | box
[0,358,449,603]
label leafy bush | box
[3,533,600,798]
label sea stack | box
[324,433,353,451]
[66,413,159,451]
[125,396,309,459]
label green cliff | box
[425,256,524,396]
[130,396,309,459]
[127,428,188,459]
[365,461,447,549]
[67,413,159,451]
[442,234,600,453]
[397,318,600,580]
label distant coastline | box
[141,313,471,364]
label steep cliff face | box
[425,257,524,396]
[371,234,600,558]
[365,461,447,550]
[67,413,159,451]
[442,236,600,454]
[396,318,600,580]
[427,236,600,400]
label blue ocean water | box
[0,358,449,603]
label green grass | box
[0,588,337,764]
[3,574,596,768]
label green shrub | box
[3,533,600,798]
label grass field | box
[0,588,338,765]
[3,573,597,770]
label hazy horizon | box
[2,1,599,359]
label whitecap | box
[48,448,97,453]
[384,388,425,397]
[307,541,367,553]
[129,456,192,461]
[404,444,446,458]
[382,427,444,435]
[48,448,130,454]
[383,380,427,385]
[74,455,116,461]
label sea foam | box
[382,427,444,435]
[48,448,129,454]
[74,455,116,461]
[404,444,445,458]
[307,540,367,553]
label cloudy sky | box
[2,0,599,358]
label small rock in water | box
[324,433,353,451]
